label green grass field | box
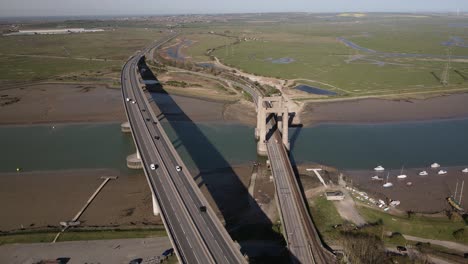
[0,28,164,82]
[174,14,468,97]
[0,55,119,81]
[358,206,468,244]
[4,14,468,97]
[0,228,167,245]
[309,195,344,244]
[181,33,235,62]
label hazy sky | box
[1,0,467,17]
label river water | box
[290,119,468,170]
[1,119,467,173]
[0,123,135,173]
[0,122,256,173]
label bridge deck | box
[122,35,245,264]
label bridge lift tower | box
[255,96,290,156]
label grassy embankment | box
[358,206,468,244]
[0,227,167,246]
[309,195,344,244]
[311,195,467,245]
[155,71,241,101]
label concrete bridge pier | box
[256,96,290,155]
[151,191,161,216]
[257,102,268,156]
[255,101,265,140]
[127,151,143,169]
[282,110,290,151]
[121,122,131,133]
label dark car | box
[199,206,207,212]
[153,121,157,125]
[154,136,160,140]
[162,248,174,257]
[397,246,407,252]
[146,118,150,121]
[129,258,142,264]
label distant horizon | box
[0,11,467,20]
[1,0,468,18]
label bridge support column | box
[277,115,282,134]
[151,191,160,216]
[256,96,291,155]
[255,102,264,140]
[282,110,290,151]
[127,151,143,169]
[257,101,268,156]
[277,100,284,133]
[121,122,131,133]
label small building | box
[325,191,345,201]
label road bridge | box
[122,34,246,264]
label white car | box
[150,164,156,170]
[126,98,130,102]
[132,100,136,104]
[176,166,182,172]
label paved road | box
[403,235,468,253]
[0,237,171,264]
[122,35,245,263]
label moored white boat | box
[397,166,407,179]
[438,170,448,175]
[431,163,441,168]
[383,182,393,188]
[419,170,428,176]
[374,165,385,171]
[383,173,392,188]
[462,168,468,173]
[371,175,384,181]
